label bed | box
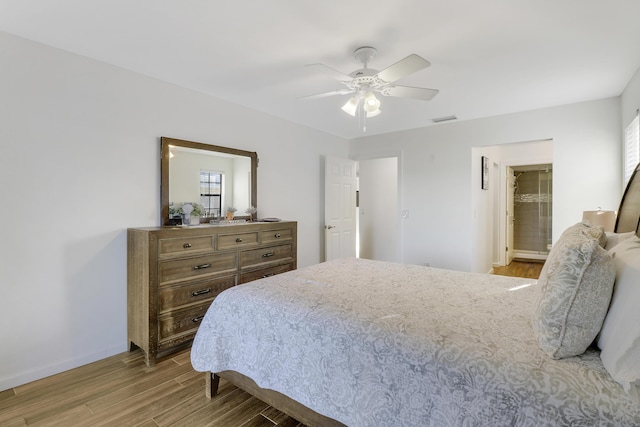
[190,164,640,426]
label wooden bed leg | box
[205,372,220,399]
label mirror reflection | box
[169,146,252,217]
[160,137,258,225]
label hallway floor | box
[492,259,544,279]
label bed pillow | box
[604,231,635,250]
[532,223,615,359]
[562,221,607,247]
[597,235,640,398]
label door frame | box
[497,160,553,266]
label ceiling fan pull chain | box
[362,104,367,132]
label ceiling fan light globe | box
[366,108,381,118]
[341,96,359,116]
[363,92,381,113]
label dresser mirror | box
[161,137,258,225]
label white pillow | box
[532,223,615,359]
[598,234,640,396]
[604,231,635,250]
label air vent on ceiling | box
[432,115,457,123]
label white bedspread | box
[191,258,640,426]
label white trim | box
[0,344,127,390]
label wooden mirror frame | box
[160,137,258,225]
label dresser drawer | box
[261,227,293,245]
[158,275,236,313]
[158,236,214,258]
[158,253,237,286]
[240,244,292,268]
[218,231,259,250]
[128,222,297,367]
[240,263,293,284]
[158,303,210,343]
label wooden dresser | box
[127,221,297,366]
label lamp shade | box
[363,92,381,114]
[582,210,616,232]
[366,108,381,118]
[341,96,360,116]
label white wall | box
[478,140,554,269]
[231,156,251,214]
[350,97,622,273]
[0,32,348,391]
[471,144,503,273]
[621,66,640,132]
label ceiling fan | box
[302,46,439,125]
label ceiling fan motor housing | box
[353,46,377,65]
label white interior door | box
[325,157,357,261]
[506,166,515,265]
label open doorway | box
[324,155,400,262]
[508,164,553,261]
[488,139,552,269]
[357,156,400,262]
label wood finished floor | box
[493,259,544,279]
[1,260,542,427]
[0,348,303,427]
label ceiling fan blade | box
[380,85,439,101]
[298,88,354,100]
[305,63,353,82]
[375,54,431,83]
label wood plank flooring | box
[1,260,542,427]
[0,349,303,427]
[493,259,544,279]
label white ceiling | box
[2,0,640,139]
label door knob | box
[326,225,335,229]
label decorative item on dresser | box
[127,220,297,367]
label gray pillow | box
[532,223,615,359]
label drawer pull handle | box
[192,316,204,323]
[183,243,192,248]
[262,273,276,278]
[262,252,275,258]
[274,233,281,238]
[236,238,243,243]
[193,263,211,270]
[191,288,212,297]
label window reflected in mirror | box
[200,171,222,217]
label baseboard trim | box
[0,343,127,392]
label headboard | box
[615,163,640,236]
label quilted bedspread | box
[190,258,640,426]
